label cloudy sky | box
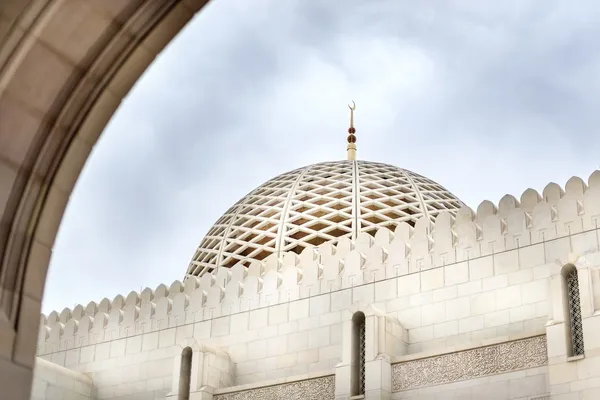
[42,0,600,314]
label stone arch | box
[0,1,212,398]
[561,264,585,357]
[168,340,234,398]
[351,310,366,397]
[178,346,193,400]
[336,303,394,397]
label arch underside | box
[0,1,211,398]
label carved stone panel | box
[214,375,335,400]
[392,335,548,392]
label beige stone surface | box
[0,1,210,398]
[30,358,95,400]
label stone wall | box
[546,284,600,398]
[34,170,600,398]
[31,357,96,400]
[391,335,549,399]
[213,374,335,400]
[391,366,549,400]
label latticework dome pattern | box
[186,160,463,277]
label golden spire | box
[347,101,357,160]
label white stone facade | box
[34,170,600,399]
[31,358,96,400]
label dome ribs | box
[186,160,463,277]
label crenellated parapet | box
[38,171,600,354]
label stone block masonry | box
[33,170,600,399]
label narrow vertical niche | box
[178,347,193,400]
[351,311,366,397]
[563,265,585,357]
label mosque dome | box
[186,160,463,277]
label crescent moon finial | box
[346,101,357,160]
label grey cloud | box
[44,0,600,313]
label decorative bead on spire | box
[347,101,357,160]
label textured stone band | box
[214,375,335,400]
[392,335,548,392]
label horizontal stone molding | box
[38,171,600,352]
[391,335,548,392]
[213,375,334,400]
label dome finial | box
[347,100,357,160]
